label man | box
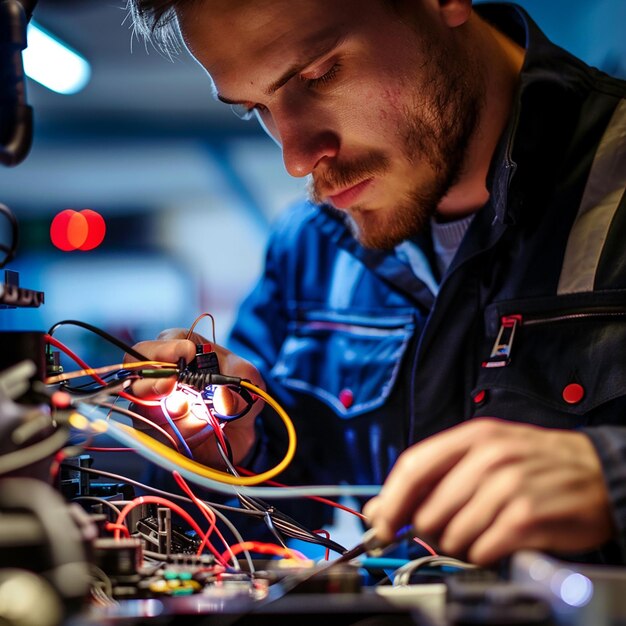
[128,0,626,565]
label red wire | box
[171,471,235,565]
[44,334,162,407]
[45,335,107,385]
[413,537,438,556]
[234,466,438,556]
[49,449,69,483]
[105,522,130,538]
[235,466,367,520]
[313,529,330,561]
[113,495,229,567]
[220,541,308,563]
[84,447,135,452]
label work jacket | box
[228,4,626,563]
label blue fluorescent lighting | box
[23,21,91,95]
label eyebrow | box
[215,31,343,105]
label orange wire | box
[220,541,308,563]
[185,313,216,342]
[45,334,162,407]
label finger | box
[367,419,504,539]
[416,429,532,538]
[157,328,198,342]
[129,339,196,399]
[213,386,249,416]
[362,497,396,544]
[131,376,178,400]
[467,462,613,564]
[436,460,540,557]
[127,338,197,365]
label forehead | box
[177,0,372,86]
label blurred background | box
[1,0,625,366]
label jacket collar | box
[310,3,589,299]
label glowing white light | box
[528,557,552,582]
[163,390,190,418]
[23,21,91,94]
[559,573,593,607]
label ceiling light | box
[22,21,91,95]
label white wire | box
[77,403,381,499]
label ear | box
[438,0,472,28]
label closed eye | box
[302,63,340,89]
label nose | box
[263,109,340,178]
[282,129,340,177]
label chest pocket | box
[270,308,416,418]
[473,290,626,428]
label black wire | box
[60,374,138,395]
[47,320,149,361]
[214,435,347,554]
[0,203,18,269]
[61,370,119,391]
[58,463,266,518]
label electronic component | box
[135,514,203,555]
[0,269,44,308]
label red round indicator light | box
[50,209,106,251]
[562,383,585,405]
[79,209,106,251]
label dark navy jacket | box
[228,4,626,562]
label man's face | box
[179,0,484,249]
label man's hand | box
[363,418,616,565]
[126,328,265,467]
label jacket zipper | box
[482,310,626,368]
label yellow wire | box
[114,380,297,486]
[46,361,177,384]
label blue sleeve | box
[582,425,626,562]
[226,202,317,481]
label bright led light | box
[23,21,91,94]
[559,572,594,608]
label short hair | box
[127,0,407,55]
[126,0,196,54]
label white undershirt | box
[394,213,475,296]
[430,213,475,276]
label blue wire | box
[161,402,194,459]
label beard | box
[308,27,485,250]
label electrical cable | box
[46,361,176,385]
[221,541,308,563]
[393,556,477,586]
[58,463,266,518]
[0,426,69,475]
[45,334,162,407]
[75,380,297,487]
[186,312,217,342]
[84,400,180,452]
[60,462,259,573]
[172,471,243,570]
[160,397,194,459]
[71,496,122,516]
[113,495,231,567]
[76,404,380,498]
[235,466,368,521]
[214,432,346,554]
[47,319,150,362]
